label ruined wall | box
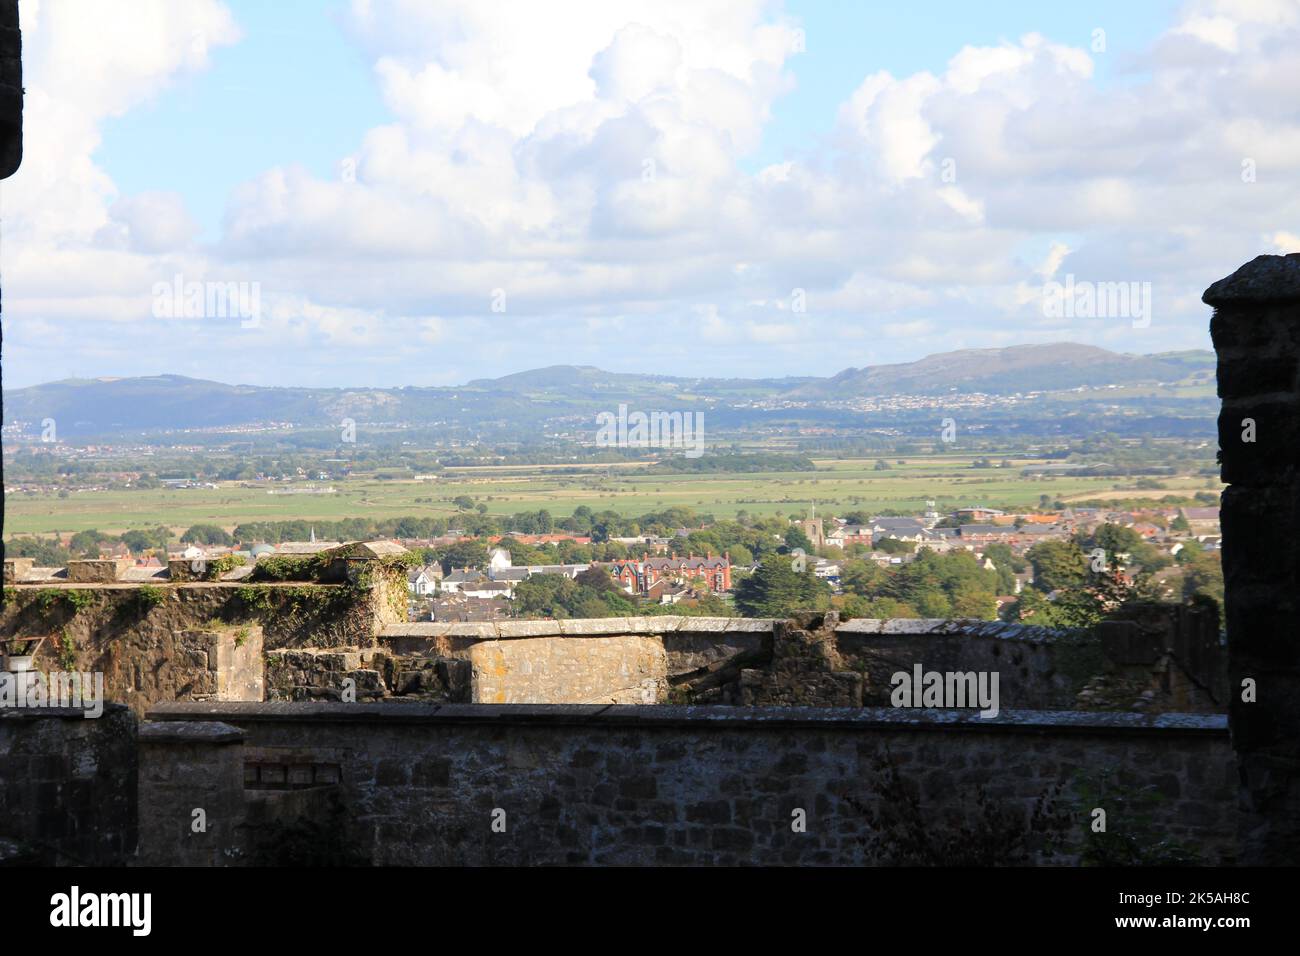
[362,613,1224,711]
[141,701,1238,867]
[2,589,1223,715]
[1205,252,1300,864]
[0,582,396,715]
[838,619,1084,709]
[0,705,136,865]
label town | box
[4,497,1223,630]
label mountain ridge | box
[3,343,1214,436]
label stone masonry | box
[1205,252,1300,864]
[138,701,1236,866]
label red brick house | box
[598,553,732,594]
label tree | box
[727,543,754,566]
[875,537,914,555]
[1025,539,1089,592]
[855,597,919,619]
[5,536,71,566]
[180,524,233,546]
[440,541,488,574]
[512,573,634,619]
[1085,523,1169,574]
[784,526,814,553]
[1004,587,1061,625]
[840,559,886,597]
[452,495,475,511]
[69,529,111,557]
[576,566,619,593]
[1181,551,1224,610]
[733,556,831,618]
[952,590,997,619]
[121,529,165,553]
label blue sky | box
[5,0,1295,388]
[99,0,1180,239]
[99,1,384,242]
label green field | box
[2,456,1223,537]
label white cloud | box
[6,0,1300,386]
[1271,230,1300,253]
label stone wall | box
[140,701,1237,866]
[469,635,667,703]
[135,721,249,866]
[375,612,1222,713]
[0,0,21,180]
[1205,252,1300,864]
[0,705,137,865]
[1,581,396,715]
[1,586,1225,716]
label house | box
[441,568,482,594]
[461,580,514,600]
[407,564,442,597]
[645,580,693,605]
[491,567,531,584]
[953,507,1006,522]
[919,527,961,551]
[958,524,1021,543]
[1180,507,1221,534]
[488,548,513,574]
[811,558,841,582]
[598,553,732,595]
[868,517,927,545]
[826,525,872,548]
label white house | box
[407,564,442,597]
[462,580,514,600]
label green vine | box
[24,588,97,624]
[34,588,64,613]
[58,629,77,671]
[63,590,96,613]
[136,585,168,614]
[204,554,247,579]
[235,586,275,617]
[250,554,330,583]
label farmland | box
[2,455,1222,538]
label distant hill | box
[793,344,1212,397]
[1,343,1214,436]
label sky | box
[2,0,1298,389]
